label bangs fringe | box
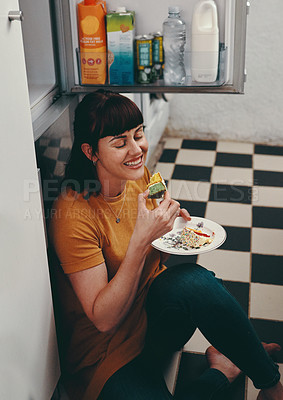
[97,96,143,138]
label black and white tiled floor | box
[156,138,283,400]
[37,135,283,400]
[35,135,72,219]
[36,135,72,179]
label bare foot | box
[261,342,281,356]
[257,343,283,399]
[206,342,281,385]
[205,346,241,383]
[257,382,283,400]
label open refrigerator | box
[64,0,248,93]
[19,0,250,165]
[1,0,250,398]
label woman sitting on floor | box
[49,90,282,400]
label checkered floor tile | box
[156,138,283,400]
[35,135,72,218]
[36,135,72,180]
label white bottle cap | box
[116,6,127,12]
[168,6,180,13]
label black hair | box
[62,89,143,195]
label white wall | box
[167,0,283,145]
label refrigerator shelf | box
[74,46,229,94]
[58,0,248,94]
[71,84,234,94]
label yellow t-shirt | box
[49,167,166,400]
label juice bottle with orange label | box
[77,0,107,85]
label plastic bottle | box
[163,6,186,85]
[191,0,219,83]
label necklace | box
[100,186,127,223]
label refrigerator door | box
[58,0,249,94]
[0,0,60,398]
[19,0,58,121]
[19,0,78,141]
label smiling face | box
[93,124,148,195]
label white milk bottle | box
[163,6,186,85]
[191,0,219,83]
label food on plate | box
[147,172,167,199]
[179,226,214,248]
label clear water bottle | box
[163,6,186,85]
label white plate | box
[151,217,227,256]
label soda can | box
[135,35,154,83]
[151,32,164,79]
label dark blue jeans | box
[99,264,280,399]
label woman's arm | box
[68,236,147,333]
[68,190,181,334]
